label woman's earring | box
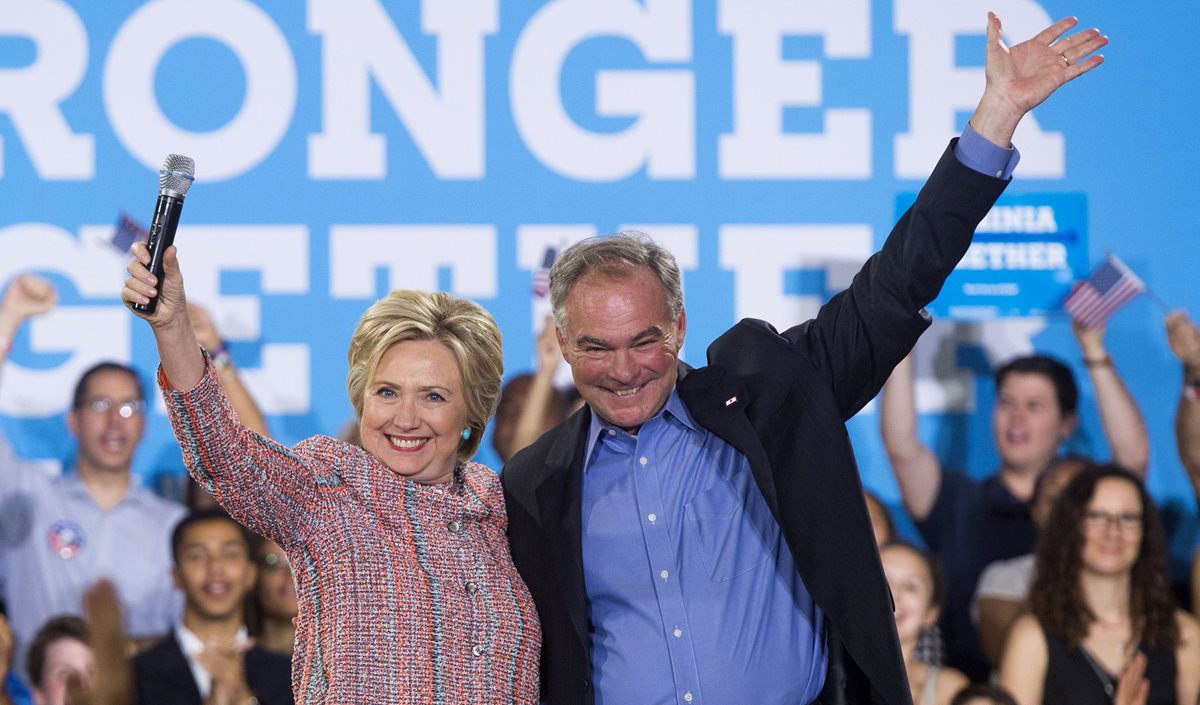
[461,428,472,441]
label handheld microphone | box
[131,154,195,314]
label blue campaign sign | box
[898,193,1089,320]
[2,1,1200,546]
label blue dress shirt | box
[581,390,827,705]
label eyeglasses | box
[83,398,146,418]
[1084,510,1143,533]
[258,552,291,571]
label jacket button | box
[582,679,591,692]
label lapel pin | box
[724,396,738,407]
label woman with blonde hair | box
[122,243,540,704]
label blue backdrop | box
[2,0,1197,562]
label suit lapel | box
[158,633,204,705]
[677,364,780,520]
[534,406,592,657]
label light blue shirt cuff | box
[955,123,1021,180]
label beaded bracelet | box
[1185,377,1200,402]
[210,344,233,372]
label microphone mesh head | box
[159,154,195,196]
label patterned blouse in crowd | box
[161,360,541,705]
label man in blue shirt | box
[0,275,184,679]
[503,13,1107,705]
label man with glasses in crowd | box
[0,274,184,678]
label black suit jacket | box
[502,141,1008,705]
[133,631,294,705]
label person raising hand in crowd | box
[187,304,269,438]
[1165,311,1200,614]
[880,318,1147,678]
[492,316,569,464]
[1,274,184,675]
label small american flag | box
[532,246,557,298]
[110,211,149,253]
[1064,253,1145,329]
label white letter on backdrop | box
[511,0,694,181]
[308,0,497,179]
[329,225,497,298]
[719,0,871,179]
[170,225,311,413]
[104,0,297,181]
[0,0,93,179]
[894,0,1063,177]
[0,224,133,414]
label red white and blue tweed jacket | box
[162,360,541,705]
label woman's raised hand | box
[121,242,189,330]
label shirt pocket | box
[684,479,772,582]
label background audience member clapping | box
[133,509,292,705]
[23,581,130,705]
[999,464,1200,705]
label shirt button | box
[466,581,478,595]
[449,519,462,533]
[639,456,648,466]
[647,513,657,523]
[673,627,682,638]
[995,169,1004,178]
[683,692,693,703]
[607,429,616,436]
[472,644,486,656]
[659,569,669,580]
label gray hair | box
[549,231,683,336]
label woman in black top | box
[999,464,1200,704]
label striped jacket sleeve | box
[160,356,324,545]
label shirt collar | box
[175,622,250,656]
[582,388,699,473]
[175,623,250,699]
[61,471,151,507]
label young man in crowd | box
[134,510,292,705]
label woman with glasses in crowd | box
[1000,464,1200,705]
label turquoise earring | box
[461,428,471,441]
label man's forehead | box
[81,370,141,397]
[567,270,674,320]
[183,519,246,544]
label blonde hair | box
[346,290,503,461]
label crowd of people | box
[3,11,1196,705]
